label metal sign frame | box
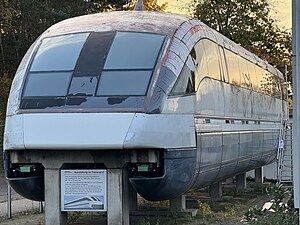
[61,169,107,212]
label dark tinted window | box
[68,76,99,96]
[172,65,195,95]
[97,32,165,96]
[21,31,165,110]
[23,72,72,97]
[97,71,152,96]
[104,32,165,69]
[30,33,89,71]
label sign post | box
[292,1,300,224]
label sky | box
[157,0,292,29]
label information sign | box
[61,169,107,211]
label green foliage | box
[244,184,299,225]
[67,211,83,224]
[198,202,213,216]
[223,203,240,217]
[137,217,160,225]
[0,74,12,120]
[192,0,292,81]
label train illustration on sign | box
[3,11,287,201]
[64,196,104,210]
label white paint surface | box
[22,113,135,150]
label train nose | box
[5,113,136,150]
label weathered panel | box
[196,78,225,116]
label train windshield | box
[20,32,165,110]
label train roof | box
[37,11,283,79]
[41,11,188,37]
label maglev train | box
[3,11,287,201]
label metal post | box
[39,202,44,213]
[292,0,300,213]
[7,184,12,219]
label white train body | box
[4,11,286,201]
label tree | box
[0,74,12,121]
[192,0,292,81]
[129,0,167,12]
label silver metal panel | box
[223,83,251,118]
[4,115,25,150]
[192,129,279,190]
[162,95,195,114]
[222,82,282,121]
[124,114,196,149]
[169,38,190,62]
[222,133,239,163]
[252,131,264,156]
[198,133,222,171]
[239,132,253,158]
[196,78,225,116]
[164,51,185,77]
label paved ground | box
[0,176,41,222]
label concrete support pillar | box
[255,167,264,183]
[170,195,186,211]
[236,173,246,190]
[107,169,129,225]
[225,177,234,184]
[209,182,222,200]
[44,168,67,225]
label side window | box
[225,50,241,86]
[239,58,251,89]
[171,60,195,95]
[247,62,258,91]
[281,80,288,100]
[272,76,282,99]
[255,65,264,93]
[260,70,273,95]
[194,40,209,88]
[219,46,229,82]
[203,39,221,80]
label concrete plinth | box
[9,150,135,225]
[170,195,186,211]
[209,182,222,200]
[44,168,67,225]
[107,169,130,225]
[236,173,246,190]
[255,167,263,183]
